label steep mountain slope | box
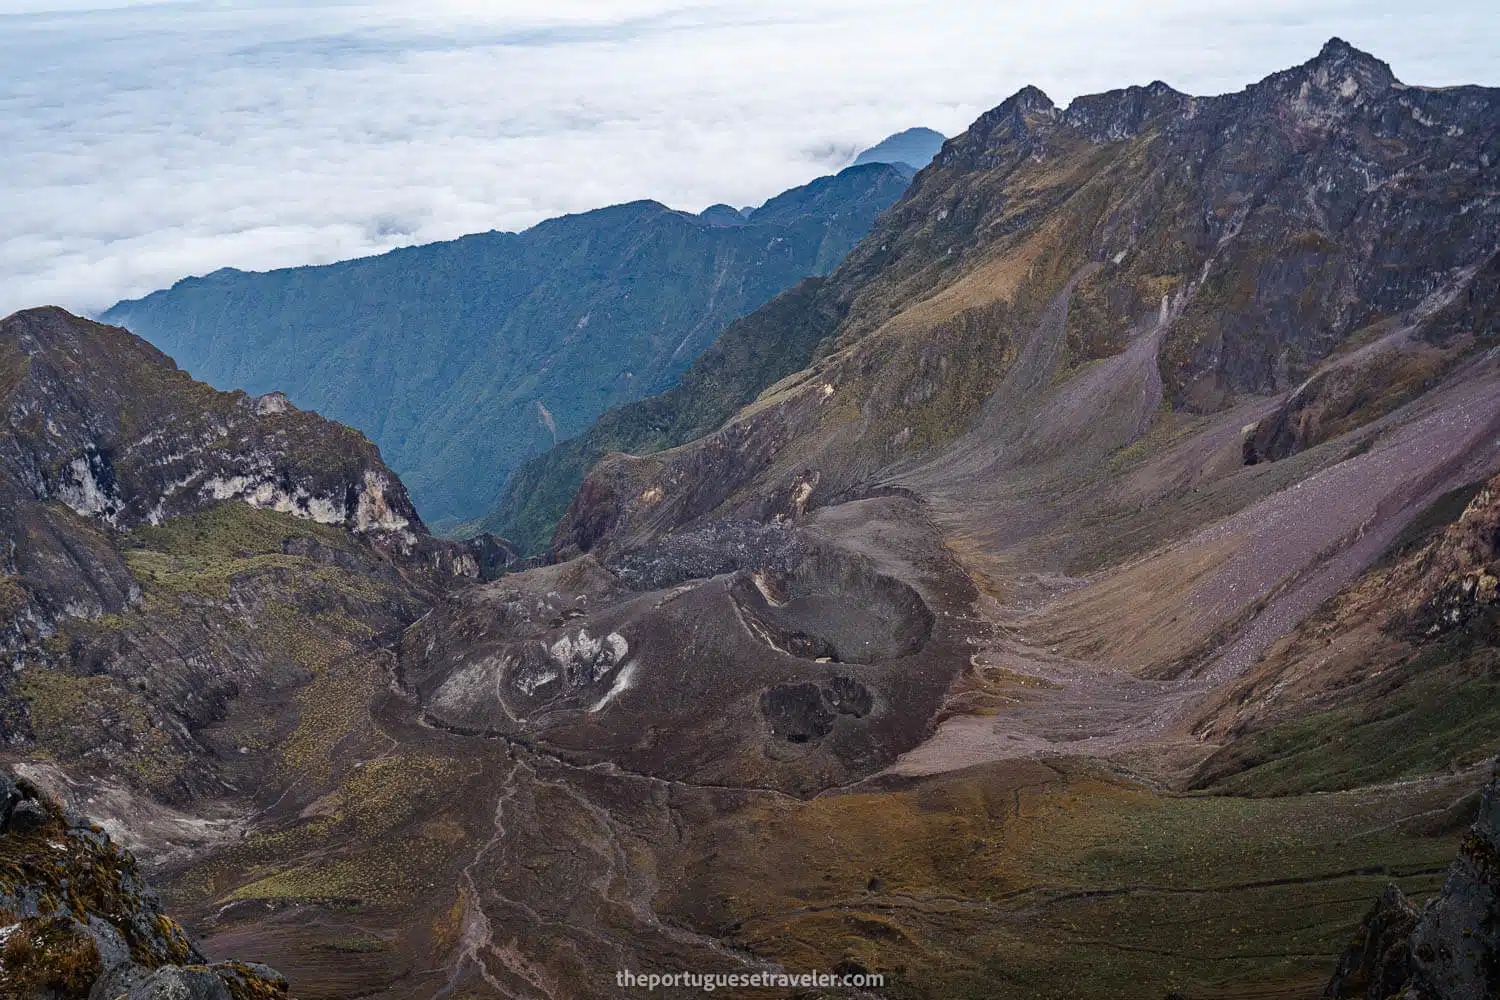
[0,306,508,816]
[101,164,913,527]
[477,275,849,553]
[556,40,1500,560]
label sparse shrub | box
[0,915,104,998]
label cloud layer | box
[3,0,1496,316]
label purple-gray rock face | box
[1327,761,1500,999]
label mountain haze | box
[852,126,947,170]
[102,162,913,528]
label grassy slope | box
[14,504,419,800]
[661,760,1468,1000]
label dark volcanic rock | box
[607,519,804,590]
[760,682,838,743]
[401,496,977,793]
[728,547,934,663]
[1406,760,1500,999]
[1324,885,1419,999]
[1326,760,1500,999]
[760,676,875,744]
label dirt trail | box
[437,759,550,1000]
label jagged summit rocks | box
[488,38,1500,551]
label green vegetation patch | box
[1197,651,1500,797]
[671,760,1465,1000]
[122,503,356,599]
[16,670,190,796]
[0,915,104,997]
[0,573,29,617]
[177,752,474,913]
[127,502,351,560]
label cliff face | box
[1,307,423,626]
[102,164,913,526]
[1327,760,1500,1000]
[0,307,510,809]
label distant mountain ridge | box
[852,126,946,170]
[101,160,915,528]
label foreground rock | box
[0,771,287,999]
[1326,760,1500,999]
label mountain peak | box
[1005,84,1057,115]
[852,127,946,171]
[946,85,1058,164]
[1300,36,1398,88]
[1062,80,1190,141]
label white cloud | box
[2,0,1497,315]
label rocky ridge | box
[552,39,1500,559]
[0,306,513,808]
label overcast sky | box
[2,0,1496,316]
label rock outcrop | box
[0,771,287,999]
[0,307,514,806]
[1327,761,1500,999]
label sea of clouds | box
[2,0,1495,316]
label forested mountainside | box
[102,162,914,528]
[4,39,1499,1000]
